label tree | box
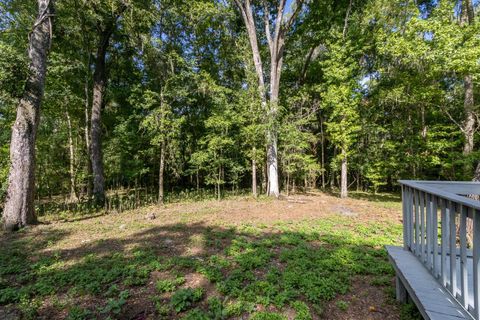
[233,0,304,197]
[2,0,54,230]
[89,2,128,204]
[460,0,474,157]
[321,37,361,198]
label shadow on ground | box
[0,217,410,320]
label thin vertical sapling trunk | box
[338,0,353,199]
[65,109,78,202]
[252,156,257,198]
[3,0,54,231]
[340,148,348,198]
[158,141,165,204]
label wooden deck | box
[387,245,473,320]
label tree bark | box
[78,1,92,198]
[84,66,93,197]
[65,109,77,202]
[320,115,325,189]
[90,25,114,205]
[3,0,54,231]
[460,0,476,174]
[340,148,348,198]
[463,74,475,155]
[233,0,303,198]
[252,156,257,198]
[158,141,165,204]
[217,166,222,201]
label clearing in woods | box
[0,191,418,319]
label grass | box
[0,191,418,319]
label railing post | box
[408,187,414,251]
[415,189,420,256]
[432,195,439,278]
[449,201,457,297]
[420,191,426,263]
[441,198,448,287]
[426,192,432,269]
[402,185,408,250]
[474,209,480,318]
[460,205,468,309]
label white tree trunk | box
[340,148,348,199]
[233,0,303,198]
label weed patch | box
[0,193,403,319]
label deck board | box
[386,246,473,320]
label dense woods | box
[1,0,479,227]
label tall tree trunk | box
[79,2,92,198]
[460,0,476,176]
[3,0,54,231]
[267,47,283,197]
[233,0,303,198]
[84,67,93,197]
[463,74,475,156]
[320,115,326,189]
[340,148,348,198]
[217,166,222,201]
[460,0,476,241]
[267,130,279,197]
[65,109,77,202]
[90,26,114,205]
[158,141,165,204]
[252,156,257,198]
[196,170,199,191]
[261,163,267,194]
[286,172,290,196]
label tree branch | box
[262,0,273,53]
[439,104,465,133]
[284,0,304,33]
[272,0,286,55]
[343,0,353,39]
[232,0,247,23]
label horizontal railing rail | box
[399,180,480,319]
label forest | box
[1,0,479,223]
[0,0,479,319]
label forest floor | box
[0,191,420,320]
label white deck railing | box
[400,180,480,319]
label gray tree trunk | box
[84,65,93,197]
[460,0,476,171]
[90,26,114,205]
[340,148,348,198]
[65,109,77,202]
[320,115,325,189]
[463,74,475,156]
[3,0,54,231]
[158,141,165,204]
[252,157,257,198]
[461,0,477,237]
[233,0,303,198]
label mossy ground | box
[0,191,420,319]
